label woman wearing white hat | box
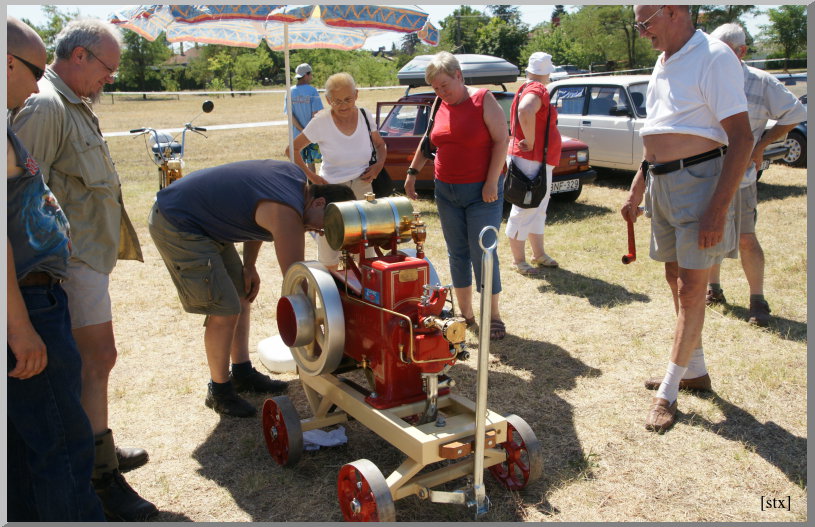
[506,51,563,275]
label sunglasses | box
[633,6,665,33]
[10,54,44,81]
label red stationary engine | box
[276,194,467,411]
[265,194,543,521]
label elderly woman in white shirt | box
[291,72,387,270]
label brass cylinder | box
[324,196,415,251]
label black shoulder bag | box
[503,83,551,209]
[419,97,441,160]
[359,107,377,166]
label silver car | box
[548,75,789,173]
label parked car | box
[375,54,597,203]
[547,75,790,174]
[773,73,807,168]
[782,95,807,168]
[559,64,590,76]
[550,66,569,81]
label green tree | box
[438,6,489,54]
[487,5,522,24]
[290,49,398,88]
[400,33,420,55]
[522,6,657,72]
[22,5,78,62]
[759,5,807,68]
[118,30,172,93]
[691,5,758,31]
[551,5,567,26]
[475,17,529,66]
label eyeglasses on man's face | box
[10,54,44,81]
[86,48,119,79]
[633,6,665,34]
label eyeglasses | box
[329,96,355,107]
[86,49,118,79]
[10,54,44,81]
[633,6,665,33]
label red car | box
[373,54,597,203]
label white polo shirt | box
[640,30,747,145]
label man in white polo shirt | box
[621,6,754,433]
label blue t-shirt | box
[7,129,71,280]
[284,83,323,138]
[156,160,307,243]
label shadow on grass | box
[713,303,806,343]
[546,201,614,223]
[529,267,650,308]
[154,511,194,522]
[481,337,603,518]
[757,180,807,202]
[188,337,603,521]
[683,394,807,488]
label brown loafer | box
[645,397,677,434]
[643,373,712,392]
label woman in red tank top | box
[505,51,563,276]
[404,52,509,340]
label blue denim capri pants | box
[434,177,503,294]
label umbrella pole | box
[284,23,295,163]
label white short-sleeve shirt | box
[640,30,748,145]
[301,108,374,184]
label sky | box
[7,4,774,52]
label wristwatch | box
[406,167,419,176]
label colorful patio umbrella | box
[109,4,439,159]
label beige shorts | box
[644,156,737,270]
[316,177,374,266]
[148,203,245,316]
[61,259,112,329]
[738,181,758,235]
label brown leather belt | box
[19,271,60,287]
[649,146,727,175]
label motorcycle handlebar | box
[130,128,146,134]
[193,127,207,132]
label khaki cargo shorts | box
[644,156,737,270]
[737,181,758,235]
[148,202,245,316]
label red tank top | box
[430,88,492,184]
[507,81,562,166]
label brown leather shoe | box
[645,397,677,433]
[643,373,712,392]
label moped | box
[130,100,214,189]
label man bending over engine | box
[148,159,354,417]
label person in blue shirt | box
[284,63,324,172]
[148,160,354,418]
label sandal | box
[463,316,477,329]
[489,319,506,341]
[512,261,540,276]
[531,254,559,268]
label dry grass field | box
[93,91,806,522]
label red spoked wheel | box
[488,414,543,490]
[262,396,303,467]
[337,459,395,522]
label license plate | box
[759,159,770,171]
[551,179,580,193]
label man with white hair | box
[706,22,807,327]
[621,6,754,434]
[12,18,156,521]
